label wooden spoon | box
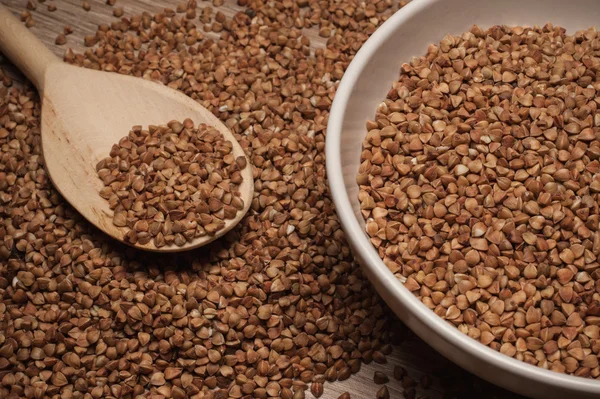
[0,6,254,252]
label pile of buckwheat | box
[96,120,247,248]
[0,0,437,399]
[359,23,600,378]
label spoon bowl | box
[0,6,253,252]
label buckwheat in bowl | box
[326,0,600,397]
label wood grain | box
[0,0,522,397]
[0,6,58,88]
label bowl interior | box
[328,0,600,396]
[339,0,600,229]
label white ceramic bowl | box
[326,0,600,397]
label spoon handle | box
[0,5,59,90]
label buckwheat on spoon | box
[96,120,248,248]
[0,5,253,252]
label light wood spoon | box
[0,6,254,252]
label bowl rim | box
[325,0,600,393]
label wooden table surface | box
[0,1,523,398]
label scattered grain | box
[376,385,390,399]
[55,33,66,45]
[374,371,389,384]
